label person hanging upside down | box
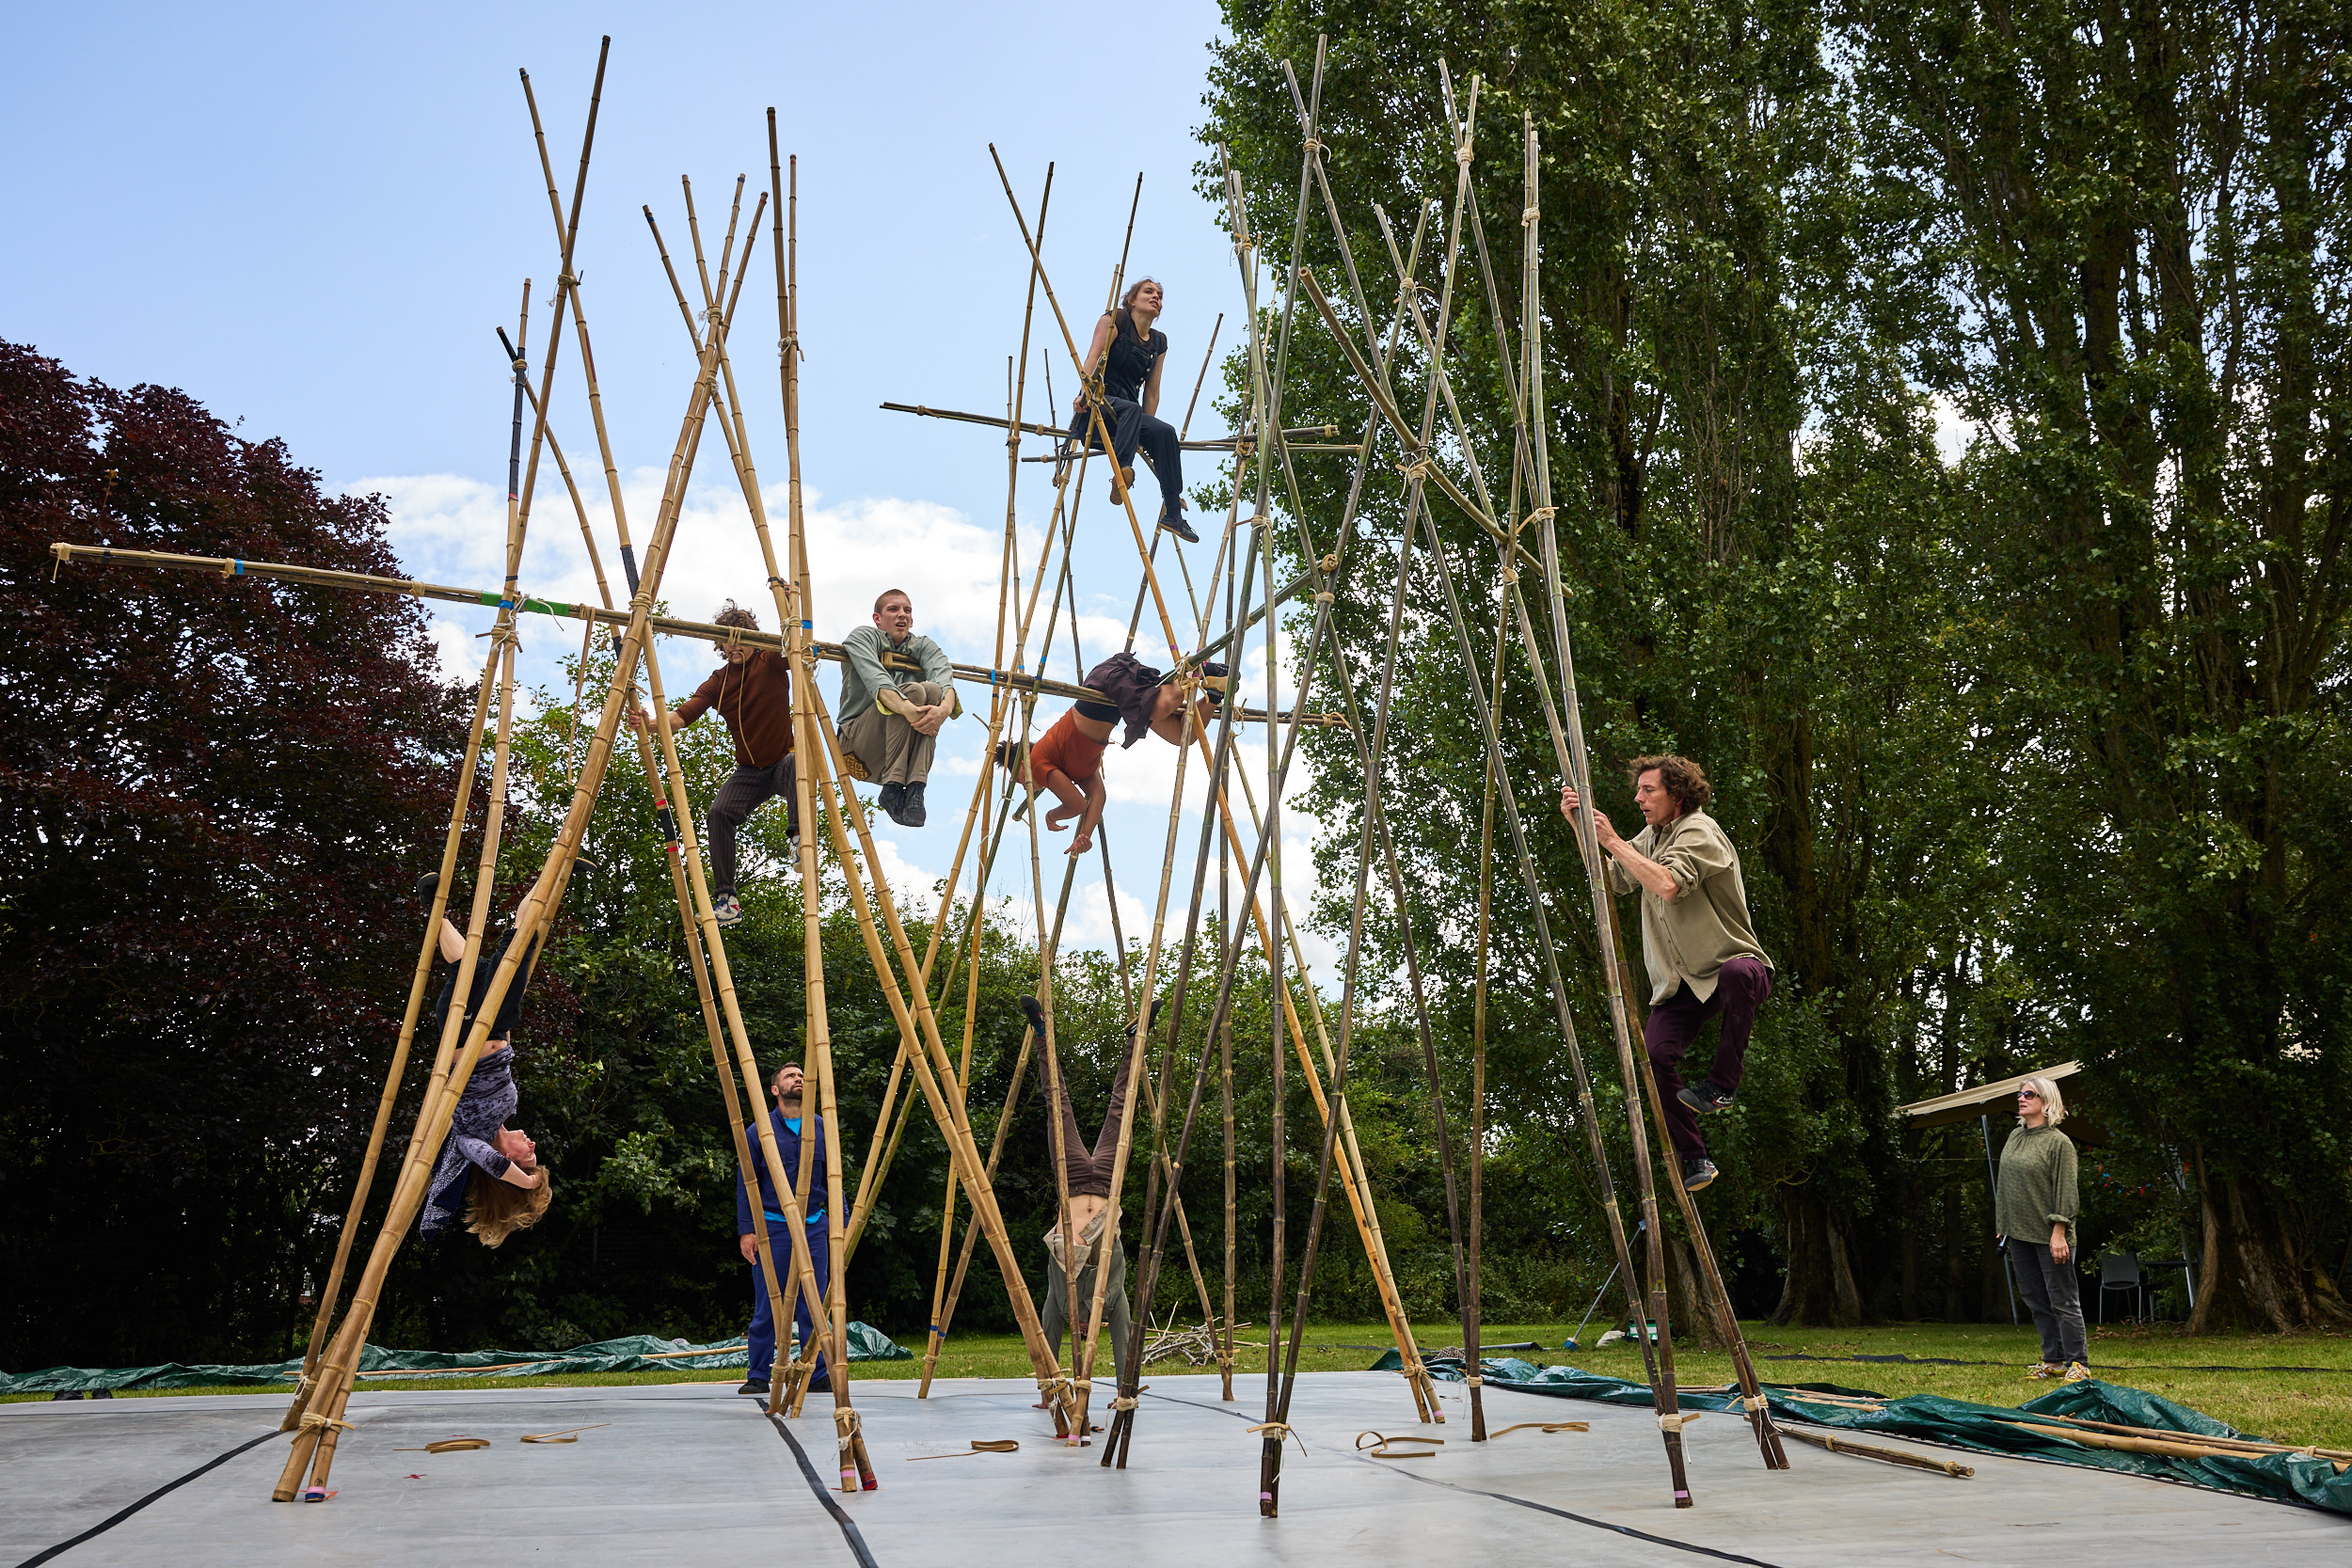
[1019,996,1159,1389]
[994,654,1223,856]
[1071,277,1198,544]
[417,908,551,1247]
[631,600,795,927]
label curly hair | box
[713,598,759,631]
[1625,753,1712,815]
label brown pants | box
[838,680,947,787]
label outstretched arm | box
[1562,784,1679,901]
[438,916,466,964]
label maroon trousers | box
[1644,956,1773,1159]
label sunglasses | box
[2017,1088,2041,1100]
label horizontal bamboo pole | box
[48,543,1343,725]
[882,400,1338,451]
[1779,1426,1974,1478]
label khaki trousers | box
[838,681,947,786]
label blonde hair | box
[2018,1075,2068,1126]
[467,1164,554,1247]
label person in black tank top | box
[1070,277,1197,542]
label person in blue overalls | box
[734,1061,830,1397]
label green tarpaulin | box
[1367,1351,2352,1516]
[0,1324,910,1396]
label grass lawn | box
[19,1320,2352,1450]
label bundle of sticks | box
[1140,1312,1260,1368]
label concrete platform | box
[5,1372,2344,1566]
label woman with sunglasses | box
[1995,1075,2089,1381]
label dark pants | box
[1070,398,1184,520]
[1645,956,1773,1160]
[1040,1237,1133,1386]
[707,753,798,895]
[748,1216,830,1383]
[2008,1238,2089,1366]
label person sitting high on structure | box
[630,600,795,927]
[1070,277,1198,544]
[993,653,1222,857]
[1018,995,1159,1389]
[837,588,958,829]
[417,907,551,1247]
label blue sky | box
[5,3,1341,965]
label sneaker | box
[878,781,905,820]
[1160,509,1200,544]
[415,871,440,906]
[1020,994,1048,1036]
[1678,1082,1737,1115]
[713,893,743,927]
[737,1378,770,1397]
[2061,1362,2093,1383]
[899,782,927,827]
[1680,1156,1718,1193]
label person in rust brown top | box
[630,600,796,927]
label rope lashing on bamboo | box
[1464,1375,1483,1387]
[1314,592,1335,604]
[1522,205,1540,227]
[1456,141,1474,166]
[556,273,580,290]
[296,1414,356,1436]
[1248,1420,1304,1453]
[1656,1412,1703,1433]
[1525,506,1558,523]
[1399,457,1435,483]
[1109,1396,1139,1412]
[1743,1395,1770,1413]
[834,1407,863,1453]
[1301,137,1325,155]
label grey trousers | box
[838,681,946,787]
[1040,1236,1133,1385]
[707,753,796,896]
[2008,1238,2090,1365]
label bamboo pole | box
[277,253,736,1500]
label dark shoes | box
[898,782,927,827]
[1124,996,1168,1038]
[878,781,904,819]
[1160,508,1200,544]
[1021,994,1048,1036]
[1681,1157,1719,1193]
[1678,1082,1737,1115]
[737,1378,770,1397]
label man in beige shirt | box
[1563,754,1773,1194]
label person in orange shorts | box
[995,654,1223,855]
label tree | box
[0,341,471,1368]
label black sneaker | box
[1680,1157,1719,1193]
[415,871,440,906]
[878,781,905,820]
[1020,995,1048,1036]
[1678,1082,1736,1115]
[899,782,927,827]
[737,1378,770,1397]
[1160,509,1200,544]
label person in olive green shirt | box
[1996,1075,2089,1379]
[1563,753,1774,1194]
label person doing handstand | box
[631,599,796,927]
[1018,996,1158,1388]
[418,908,550,1246]
[994,653,1223,857]
[1071,277,1197,544]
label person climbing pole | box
[994,653,1223,857]
[416,887,551,1247]
[735,1061,831,1399]
[1020,995,1159,1389]
[837,588,957,828]
[630,599,795,927]
[1070,277,1197,543]
[1562,754,1774,1196]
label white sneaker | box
[713,894,743,927]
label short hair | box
[769,1062,803,1092]
[1626,754,1711,815]
[2018,1075,2068,1126]
[873,589,912,614]
[714,598,759,631]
